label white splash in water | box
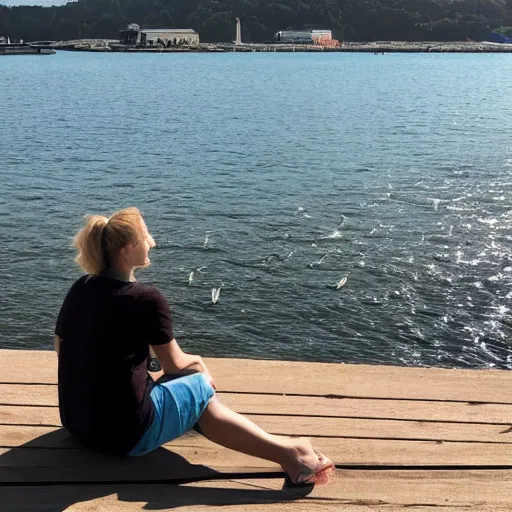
[188,271,194,285]
[211,284,223,305]
[496,305,509,315]
[427,198,441,211]
[203,234,210,248]
[295,207,311,218]
[478,218,499,227]
[322,230,343,239]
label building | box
[119,24,199,47]
[274,29,332,44]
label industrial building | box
[119,24,200,47]
[274,29,332,44]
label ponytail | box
[73,215,109,275]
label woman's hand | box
[184,354,217,390]
[151,340,217,390]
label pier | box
[1,349,511,510]
[48,40,512,53]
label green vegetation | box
[1,0,512,43]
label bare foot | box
[280,437,335,485]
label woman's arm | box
[54,335,62,356]
[151,339,216,389]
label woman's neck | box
[100,266,135,282]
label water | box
[1,51,511,369]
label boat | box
[0,43,56,55]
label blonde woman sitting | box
[55,207,334,486]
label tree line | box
[2,0,512,43]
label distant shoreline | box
[46,40,512,54]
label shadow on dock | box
[1,429,312,511]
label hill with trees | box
[1,0,512,43]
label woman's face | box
[127,217,156,269]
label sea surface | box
[1,51,511,369]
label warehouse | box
[120,24,200,47]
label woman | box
[55,207,334,486]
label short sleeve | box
[144,288,174,346]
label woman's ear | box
[119,244,130,263]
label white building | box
[274,29,332,44]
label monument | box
[235,17,241,44]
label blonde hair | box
[73,207,144,275]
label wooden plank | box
[0,406,60,426]
[2,350,511,403]
[1,427,512,468]
[2,409,511,444]
[2,439,512,469]
[3,385,512,424]
[221,394,512,424]
[0,480,343,512]
[0,472,511,511]
[247,415,512,443]
[0,384,57,407]
[0,444,277,471]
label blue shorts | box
[127,372,215,457]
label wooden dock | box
[1,349,511,511]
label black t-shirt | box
[55,274,173,455]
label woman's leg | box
[144,372,333,483]
[197,396,333,483]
